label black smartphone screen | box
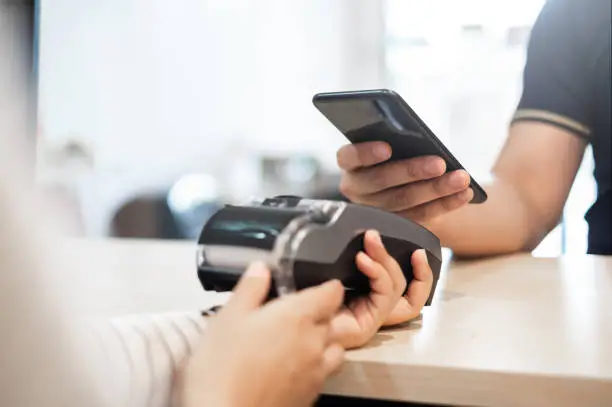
[313,89,487,204]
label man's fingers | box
[358,170,470,211]
[322,343,345,376]
[290,279,345,322]
[336,142,391,171]
[405,250,434,311]
[401,188,473,224]
[341,156,446,197]
[223,262,271,315]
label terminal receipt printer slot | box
[196,196,443,304]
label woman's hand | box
[382,249,434,327]
[331,230,434,349]
[178,262,345,407]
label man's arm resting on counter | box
[428,0,596,257]
[428,122,587,257]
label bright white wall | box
[37,0,385,235]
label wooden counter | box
[64,238,612,406]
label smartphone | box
[312,89,487,204]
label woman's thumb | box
[223,262,271,315]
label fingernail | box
[373,144,391,160]
[426,158,445,176]
[414,249,428,265]
[326,278,343,288]
[357,251,373,265]
[459,188,474,201]
[369,229,383,245]
[323,279,345,294]
[420,249,429,264]
[245,262,269,278]
[450,171,470,188]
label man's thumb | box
[223,262,271,315]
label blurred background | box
[30,0,595,255]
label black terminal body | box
[196,196,443,305]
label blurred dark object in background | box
[111,194,183,240]
[307,185,348,202]
[0,0,38,172]
[110,173,222,240]
[305,171,348,202]
[109,168,346,240]
[311,190,348,201]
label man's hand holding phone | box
[337,140,473,228]
[314,88,485,226]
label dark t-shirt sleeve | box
[512,0,596,138]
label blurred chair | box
[110,173,222,240]
[111,194,183,239]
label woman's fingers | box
[322,343,345,376]
[381,298,421,327]
[278,279,345,323]
[355,251,384,280]
[405,250,434,311]
[223,262,271,316]
[363,230,406,295]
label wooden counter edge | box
[323,359,612,406]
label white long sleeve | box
[88,312,212,407]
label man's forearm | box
[427,180,545,257]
